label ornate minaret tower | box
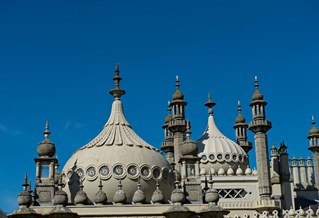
[307,116,319,189]
[34,121,58,205]
[161,102,174,165]
[233,101,252,156]
[248,76,272,200]
[168,76,188,172]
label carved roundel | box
[200,153,209,163]
[113,164,126,179]
[224,153,231,162]
[86,165,98,181]
[127,164,139,179]
[99,164,112,180]
[152,166,162,180]
[76,168,85,180]
[162,168,169,180]
[209,153,215,162]
[140,164,151,180]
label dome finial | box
[109,64,126,99]
[237,101,242,114]
[175,75,180,90]
[204,92,216,115]
[254,75,259,90]
[312,115,316,126]
[44,120,51,139]
[186,121,191,140]
[23,173,29,190]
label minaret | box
[168,76,188,172]
[34,121,58,205]
[277,142,293,209]
[233,101,252,155]
[248,76,272,200]
[306,155,314,187]
[299,155,308,188]
[307,116,319,189]
[161,102,174,165]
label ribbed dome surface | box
[62,99,173,204]
[197,115,248,174]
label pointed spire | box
[23,173,29,190]
[312,115,316,126]
[237,101,242,114]
[109,64,126,99]
[254,75,259,90]
[43,120,51,139]
[186,121,191,140]
[175,75,180,90]
[204,92,216,115]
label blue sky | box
[0,0,318,213]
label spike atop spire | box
[186,121,191,140]
[312,115,316,126]
[43,120,51,139]
[175,75,180,90]
[237,101,242,114]
[109,64,126,99]
[254,75,259,90]
[204,92,216,115]
[23,173,29,190]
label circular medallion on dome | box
[140,164,151,180]
[99,164,111,180]
[67,170,73,179]
[209,154,215,161]
[238,155,243,162]
[76,168,85,180]
[217,153,223,161]
[127,164,139,179]
[232,154,237,161]
[225,153,231,162]
[86,166,98,181]
[112,164,125,179]
[152,166,161,180]
[162,168,169,180]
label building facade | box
[9,65,319,218]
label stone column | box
[299,157,307,188]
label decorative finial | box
[175,75,180,90]
[109,64,126,99]
[254,76,259,90]
[204,92,216,115]
[23,173,29,190]
[312,115,316,126]
[237,101,242,114]
[98,178,103,191]
[167,101,171,113]
[186,121,191,140]
[43,120,51,139]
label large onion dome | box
[62,65,173,204]
[197,94,248,174]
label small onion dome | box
[252,76,264,101]
[309,116,319,135]
[94,180,107,205]
[298,207,305,216]
[236,165,243,176]
[226,166,234,176]
[164,114,172,123]
[252,90,263,101]
[151,181,165,204]
[172,76,184,101]
[306,206,314,215]
[245,166,252,175]
[288,207,296,216]
[74,183,88,205]
[132,183,146,204]
[170,181,185,205]
[172,90,184,101]
[205,177,219,205]
[235,114,245,123]
[252,168,258,176]
[37,121,56,157]
[181,139,198,156]
[217,167,225,176]
[17,176,32,208]
[113,180,127,204]
[53,178,68,206]
[200,168,207,176]
[210,168,216,176]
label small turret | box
[233,101,252,153]
[113,180,126,204]
[94,179,107,205]
[307,116,319,189]
[74,181,88,205]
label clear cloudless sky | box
[0,0,318,213]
